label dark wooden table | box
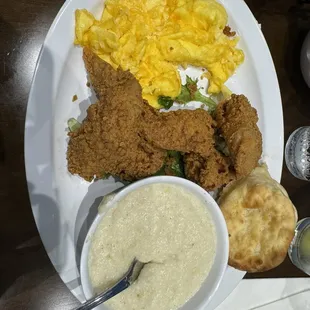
[1,0,310,309]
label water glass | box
[285,126,310,181]
[288,218,310,275]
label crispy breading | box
[216,94,262,178]
[184,150,235,191]
[67,48,231,184]
[142,106,215,158]
[82,48,140,101]
[67,49,166,181]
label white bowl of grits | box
[80,176,229,310]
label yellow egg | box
[142,94,162,109]
[74,0,244,108]
[74,9,95,44]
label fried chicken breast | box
[215,94,262,178]
[67,49,166,181]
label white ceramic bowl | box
[80,176,229,310]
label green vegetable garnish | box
[153,151,185,178]
[157,75,217,113]
[193,91,217,113]
[174,75,217,113]
[167,151,185,178]
[67,118,81,132]
[158,96,174,109]
[174,84,191,104]
[185,75,198,87]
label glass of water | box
[288,218,310,275]
[285,126,310,181]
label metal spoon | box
[75,259,145,310]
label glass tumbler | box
[288,218,310,275]
[285,126,310,181]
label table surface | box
[1,0,310,308]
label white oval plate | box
[25,0,283,308]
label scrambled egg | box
[75,0,244,108]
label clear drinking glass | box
[288,218,310,275]
[285,126,310,181]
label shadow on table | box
[0,37,66,299]
[0,182,61,298]
[290,182,310,219]
[284,5,310,127]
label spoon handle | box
[75,279,129,310]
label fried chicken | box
[67,49,215,181]
[67,49,166,181]
[67,49,254,189]
[215,94,262,178]
[184,94,262,191]
[142,105,215,158]
[82,48,140,101]
[184,150,235,191]
[84,50,215,158]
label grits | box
[88,183,216,310]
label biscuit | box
[219,165,297,272]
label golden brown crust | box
[67,101,166,181]
[82,48,139,101]
[219,166,297,273]
[216,94,262,178]
[67,49,166,181]
[184,150,235,191]
[67,49,216,181]
[143,107,215,158]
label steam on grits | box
[74,0,244,108]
